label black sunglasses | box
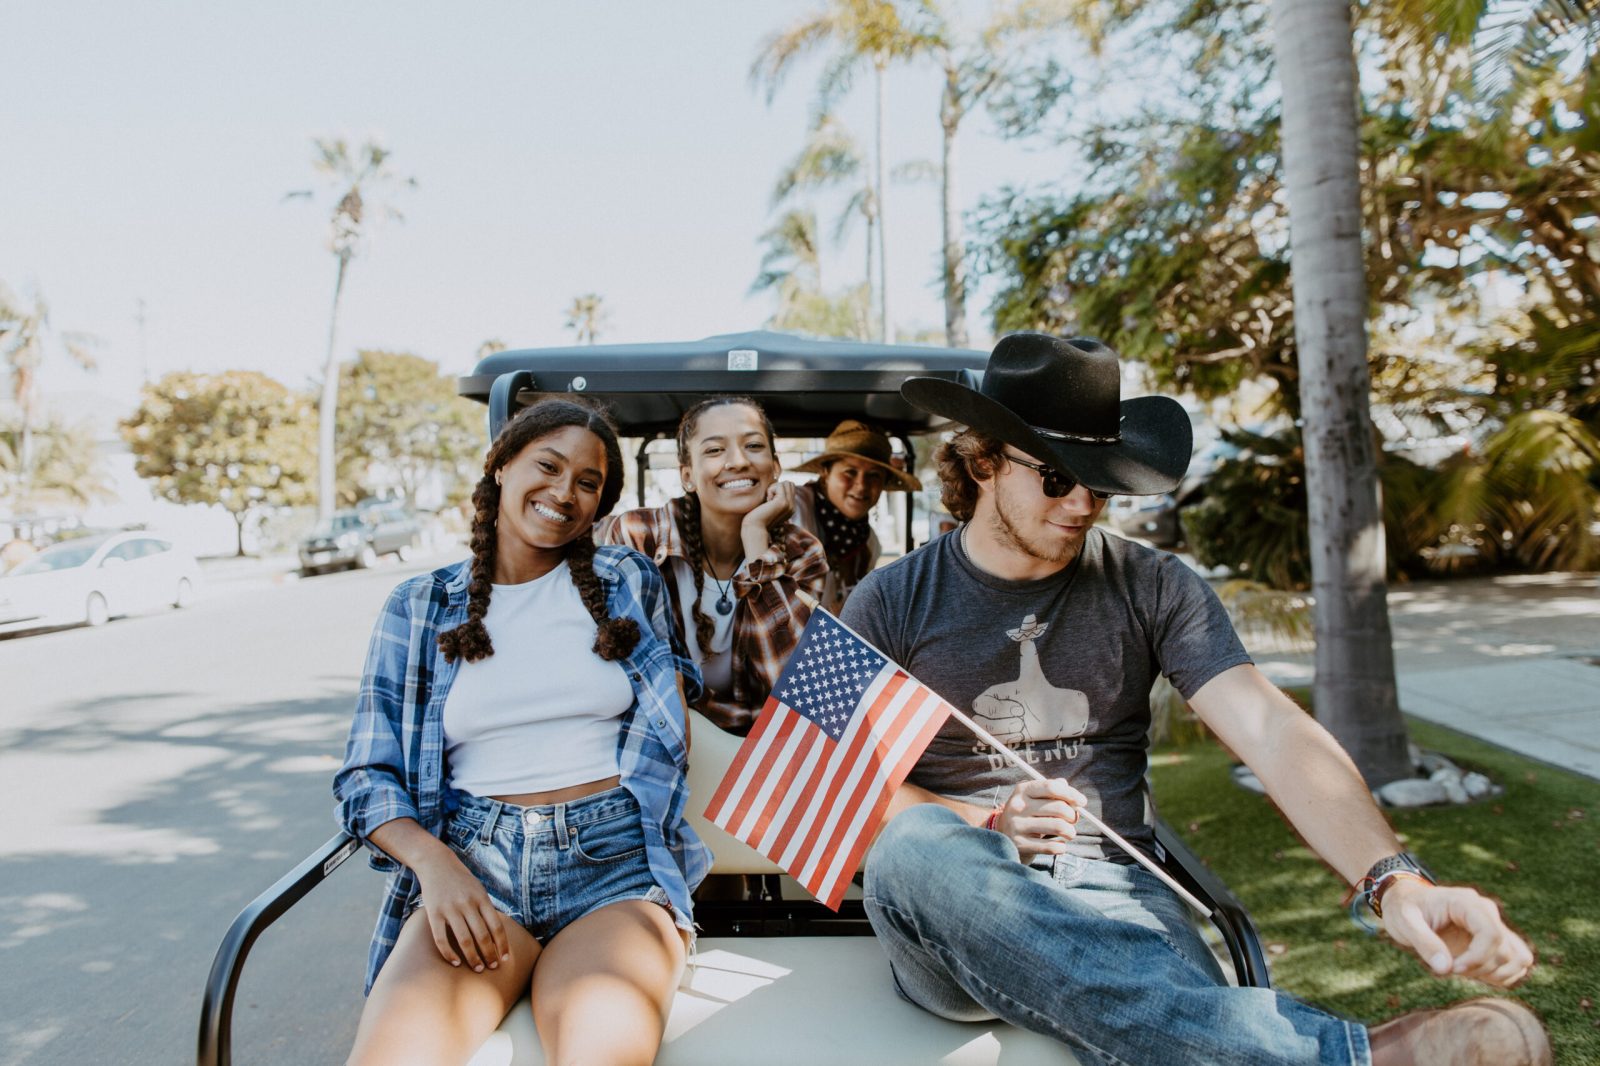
[1003,453,1115,501]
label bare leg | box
[530,899,686,1066]
[347,908,541,1066]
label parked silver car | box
[0,531,201,633]
[297,505,421,576]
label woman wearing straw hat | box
[791,419,922,614]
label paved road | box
[1,555,455,1066]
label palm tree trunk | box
[318,252,350,522]
[873,60,890,343]
[940,68,968,349]
[1272,0,1412,786]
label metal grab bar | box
[197,832,360,1066]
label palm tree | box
[773,116,879,308]
[1270,0,1414,785]
[287,138,415,521]
[1387,0,1597,112]
[902,1,1090,348]
[0,282,99,508]
[564,294,608,345]
[752,0,923,342]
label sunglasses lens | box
[1042,474,1074,498]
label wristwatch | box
[1361,851,1436,919]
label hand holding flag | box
[705,609,1210,917]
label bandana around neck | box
[812,487,872,569]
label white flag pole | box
[946,705,1213,918]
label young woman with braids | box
[596,396,828,736]
[334,398,710,1066]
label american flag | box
[704,610,953,909]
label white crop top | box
[442,561,634,796]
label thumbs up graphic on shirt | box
[971,614,1090,749]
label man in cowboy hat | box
[790,419,922,614]
[840,333,1548,1066]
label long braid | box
[438,474,499,662]
[566,530,640,660]
[672,493,716,655]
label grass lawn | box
[1149,717,1600,1063]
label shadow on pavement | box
[2,691,382,1066]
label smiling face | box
[495,424,609,558]
[981,450,1108,567]
[679,402,779,519]
[821,457,888,521]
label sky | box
[2,1,1091,415]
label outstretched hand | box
[414,850,512,974]
[1380,879,1535,988]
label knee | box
[865,804,981,907]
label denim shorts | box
[422,785,672,944]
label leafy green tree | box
[121,371,316,556]
[336,350,487,509]
[0,281,100,508]
[287,138,416,522]
[0,414,114,508]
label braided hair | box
[673,395,788,682]
[438,397,641,664]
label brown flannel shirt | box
[596,503,828,735]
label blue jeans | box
[429,787,672,943]
[863,805,1370,1066]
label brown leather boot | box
[1368,998,1551,1066]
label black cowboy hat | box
[901,333,1192,496]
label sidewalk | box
[1250,572,1600,780]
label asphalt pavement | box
[1,552,446,1066]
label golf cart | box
[199,331,1267,1066]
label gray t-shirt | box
[840,526,1251,864]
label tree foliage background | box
[335,350,486,509]
[121,371,316,555]
[974,0,1598,585]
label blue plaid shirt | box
[334,547,711,993]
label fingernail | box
[489,962,498,969]
[474,964,484,973]
[502,953,511,961]
[1430,953,1450,971]
[451,960,461,967]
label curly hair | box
[672,395,788,684]
[934,429,1007,522]
[438,397,640,664]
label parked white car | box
[0,532,201,633]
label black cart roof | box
[460,329,987,439]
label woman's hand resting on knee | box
[412,847,513,974]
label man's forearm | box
[1252,708,1404,884]
[873,781,987,844]
[1194,666,1403,886]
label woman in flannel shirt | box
[335,398,710,1066]
[597,396,828,736]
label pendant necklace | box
[710,561,740,616]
